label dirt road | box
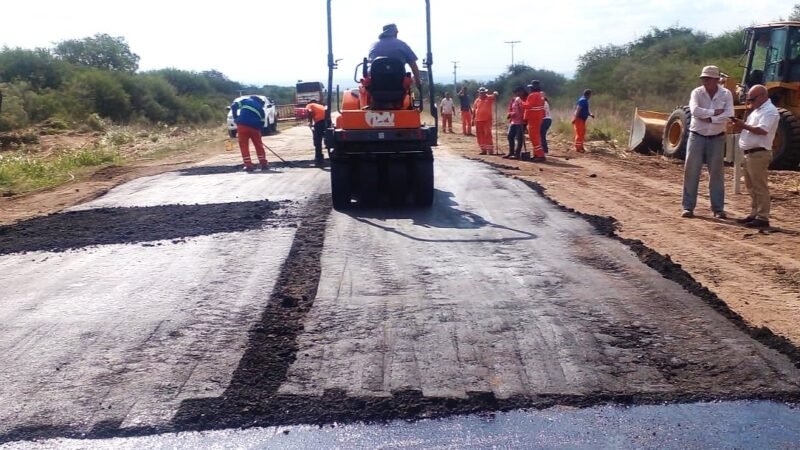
[0,127,798,443]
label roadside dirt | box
[442,130,800,347]
[1,128,233,225]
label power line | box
[504,40,521,68]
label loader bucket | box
[628,108,669,153]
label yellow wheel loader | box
[629,22,800,170]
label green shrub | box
[84,113,108,132]
[64,148,120,167]
[41,117,70,131]
[22,89,74,123]
[88,70,131,121]
[0,82,30,131]
[105,130,134,146]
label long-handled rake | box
[259,138,296,167]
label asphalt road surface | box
[0,127,798,445]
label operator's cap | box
[478,87,488,93]
[379,23,398,38]
[699,65,721,79]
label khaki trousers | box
[743,150,772,220]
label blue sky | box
[1,0,796,86]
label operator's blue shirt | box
[576,96,591,120]
[231,97,265,129]
[368,37,418,65]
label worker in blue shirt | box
[231,96,268,171]
[368,24,423,91]
[572,89,594,153]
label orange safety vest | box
[522,92,545,121]
[306,103,326,123]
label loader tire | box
[331,160,351,210]
[769,108,800,170]
[662,106,691,159]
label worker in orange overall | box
[521,80,546,162]
[306,99,327,166]
[572,89,594,152]
[472,87,498,154]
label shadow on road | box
[0,200,288,255]
[345,189,537,243]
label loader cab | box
[743,23,800,86]
[740,22,800,170]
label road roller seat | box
[367,57,409,109]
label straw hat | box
[699,65,721,79]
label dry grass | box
[0,125,220,196]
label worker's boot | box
[520,152,531,161]
[314,150,324,167]
[260,161,269,171]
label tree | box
[54,34,140,72]
[0,47,68,89]
[201,70,241,96]
[790,4,800,21]
[69,69,132,121]
[149,68,212,96]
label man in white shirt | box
[681,65,734,219]
[439,92,456,133]
[731,85,780,228]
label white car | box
[227,95,278,138]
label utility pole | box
[504,40,521,68]
[451,61,459,90]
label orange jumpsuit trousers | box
[573,118,587,152]
[523,92,546,158]
[237,124,267,168]
[442,113,454,133]
[461,110,473,135]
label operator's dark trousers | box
[507,124,524,157]
[312,121,326,160]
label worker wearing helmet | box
[522,80,547,162]
[472,87,498,155]
[231,96,268,171]
[368,24,423,91]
